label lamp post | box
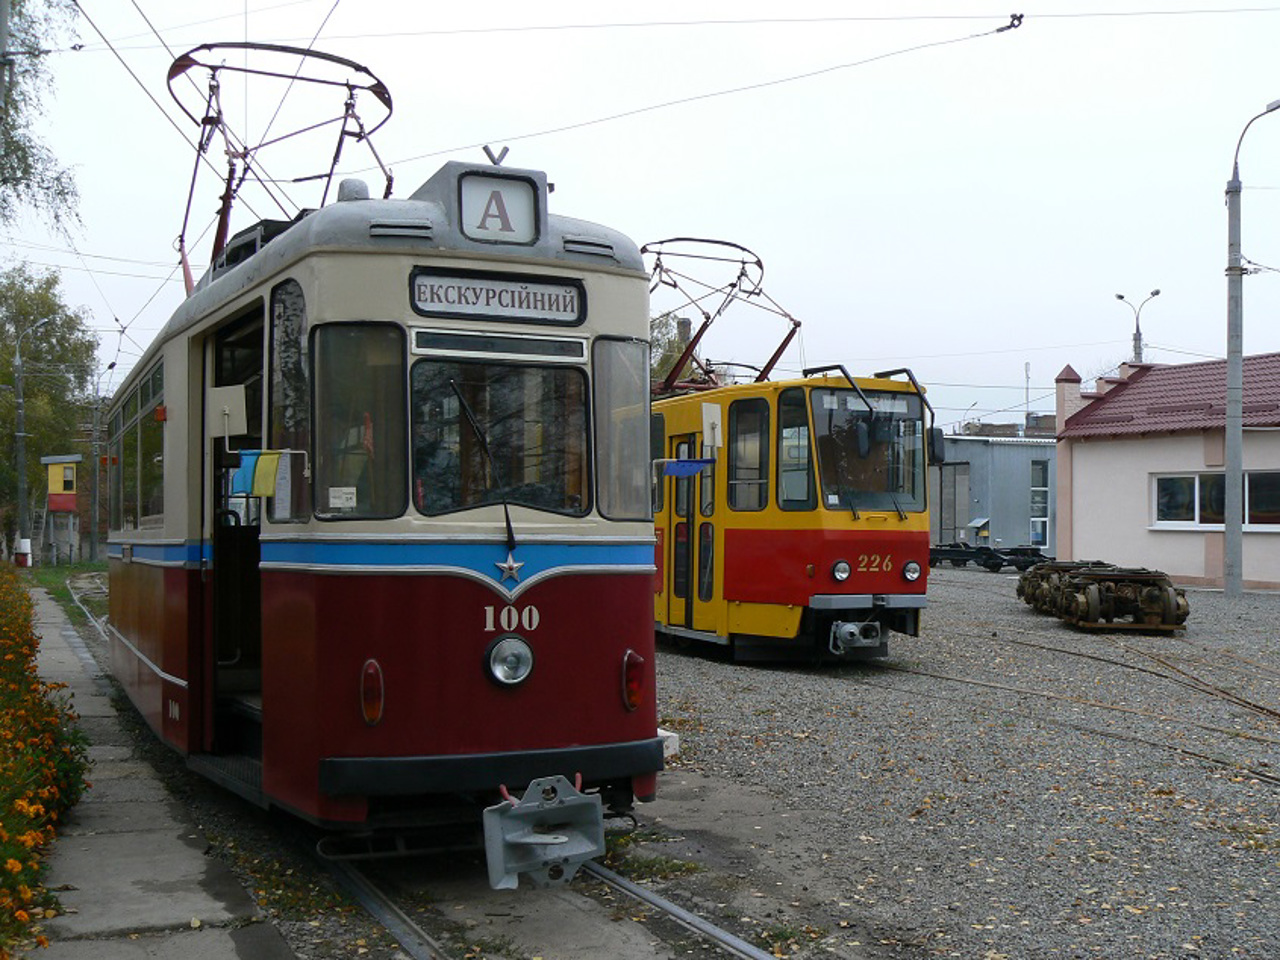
[14,316,53,563]
[1224,99,1280,598]
[1114,289,1161,364]
[89,361,116,562]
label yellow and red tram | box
[652,364,943,661]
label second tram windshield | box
[810,388,926,513]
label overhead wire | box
[376,16,1024,172]
[61,6,1280,54]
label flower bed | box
[0,567,89,957]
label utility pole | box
[14,318,51,563]
[89,362,115,562]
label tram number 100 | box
[484,605,541,632]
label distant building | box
[929,434,1056,554]
[1056,354,1280,589]
[39,454,83,564]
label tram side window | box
[650,413,665,513]
[108,432,122,530]
[268,279,312,520]
[728,398,768,511]
[777,388,816,510]
[120,415,139,529]
[314,324,407,519]
[140,409,163,521]
[106,362,166,531]
[593,337,651,521]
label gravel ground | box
[59,569,1280,959]
[652,566,1280,959]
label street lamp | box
[1224,99,1280,598]
[1114,289,1160,364]
[14,316,53,564]
[89,361,116,562]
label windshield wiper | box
[889,493,907,521]
[449,379,517,555]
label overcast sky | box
[10,1,1280,429]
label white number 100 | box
[484,605,541,632]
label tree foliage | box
[650,310,689,385]
[0,0,78,230]
[0,264,97,542]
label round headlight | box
[903,560,922,582]
[832,560,851,582]
[487,637,534,685]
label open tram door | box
[665,403,722,637]
[198,317,268,792]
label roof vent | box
[338,179,370,201]
[563,234,615,258]
[369,219,433,240]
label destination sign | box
[410,270,585,325]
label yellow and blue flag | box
[231,450,285,497]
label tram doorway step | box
[188,752,266,809]
[214,694,263,759]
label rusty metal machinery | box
[1017,562,1190,632]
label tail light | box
[361,659,385,725]
[622,649,646,711]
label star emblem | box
[496,551,525,583]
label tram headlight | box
[486,636,534,686]
[902,561,922,582]
[832,560,851,582]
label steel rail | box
[582,861,777,960]
[322,858,450,960]
[852,666,1280,787]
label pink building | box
[1055,353,1280,590]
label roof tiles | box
[1060,352,1280,438]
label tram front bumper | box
[810,594,928,652]
[318,737,665,798]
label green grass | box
[28,561,108,624]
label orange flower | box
[3,860,22,875]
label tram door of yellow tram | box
[668,404,722,635]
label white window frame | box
[1151,471,1280,531]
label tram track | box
[316,849,781,960]
[931,622,1280,727]
[842,664,1280,787]
[64,575,790,959]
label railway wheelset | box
[1017,561,1190,631]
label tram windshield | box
[410,358,589,516]
[810,388,926,513]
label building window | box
[1030,459,1049,546]
[1154,472,1280,526]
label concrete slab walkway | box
[26,583,296,960]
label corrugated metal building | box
[929,434,1057,555]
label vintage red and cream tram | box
[104,158,661,885]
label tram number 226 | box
[484,604,541,633]
[857,554,893,573]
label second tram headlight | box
[487,637,534,685]
[832,560,851,582]
[903,561,922,582]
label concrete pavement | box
[27,583,296,960]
